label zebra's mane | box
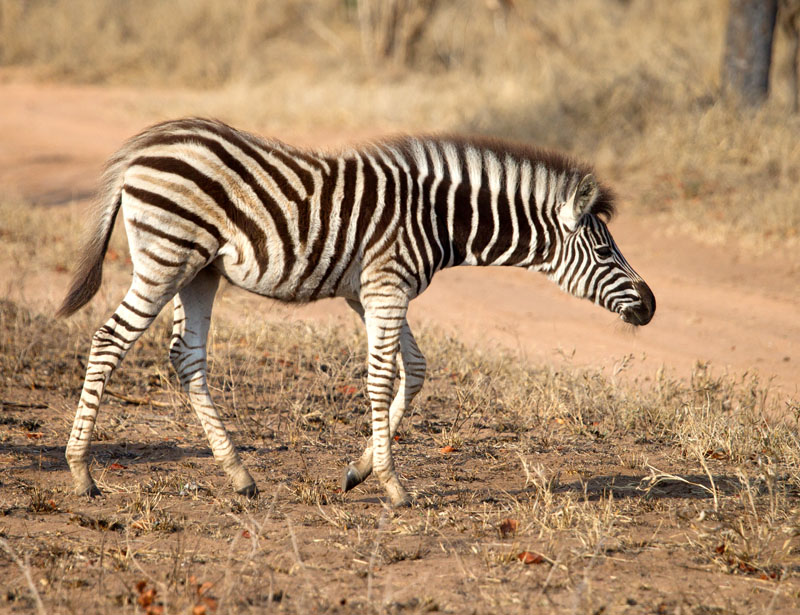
[380,134,617,222]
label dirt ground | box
[1,76,799,614]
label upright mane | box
[382,134,617,222]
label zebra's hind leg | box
[169,268,257,497]
[342,314,426,494]
[66,277,174,496]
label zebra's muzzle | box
[620,280,656,326]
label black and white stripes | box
[58,118,655,505]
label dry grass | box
[1,0,800,246]
[1,287,799,612]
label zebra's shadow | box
[403,472,747,508]
[548,472,744,501]
[0,442,216,474]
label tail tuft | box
[56,194,121,318]
[56,254,105,318]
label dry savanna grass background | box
[0,1,799,614]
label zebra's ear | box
[560,174,598,230]
[575,174,598,216]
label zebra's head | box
[548,173,656,326]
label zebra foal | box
[58,118,655,507]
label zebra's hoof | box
[390,492,412,508]
[75,483,102,497]
[342,465,365,492]
[236,482,259,498]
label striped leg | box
[350,293,411,507]
[66,278,173,495]
[342,299,426,494]
[169,269,256,496]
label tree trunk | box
[721,0,778,107]
[779,0,800,113]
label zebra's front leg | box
[170,269,256,496]
[342,318,426,493]
[353,295,411,507]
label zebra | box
[57,118,655,507]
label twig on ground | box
[0,399,48,410]
[105,389,173,408]
[639,463,719,507]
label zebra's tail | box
[56,153,129,318]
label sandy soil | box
[1,77,797,397]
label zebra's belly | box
[212,242,362,304]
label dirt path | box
[1,77,798,395]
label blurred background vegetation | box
[0,0,799,244]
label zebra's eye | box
[595,245,613,259]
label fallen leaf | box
[135,580,147,593]
[26,432,44,439]
[241,530,251,539]
[137,588,157,608]
[338,385,358,396]
[146,606,164,615]
[499,518,518,537]
[439,445,456,454]
[198,581,214,595]
[192,606,207,615]
[202,596,218,611]
[109,462,127,470]
[517,551,544,565]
